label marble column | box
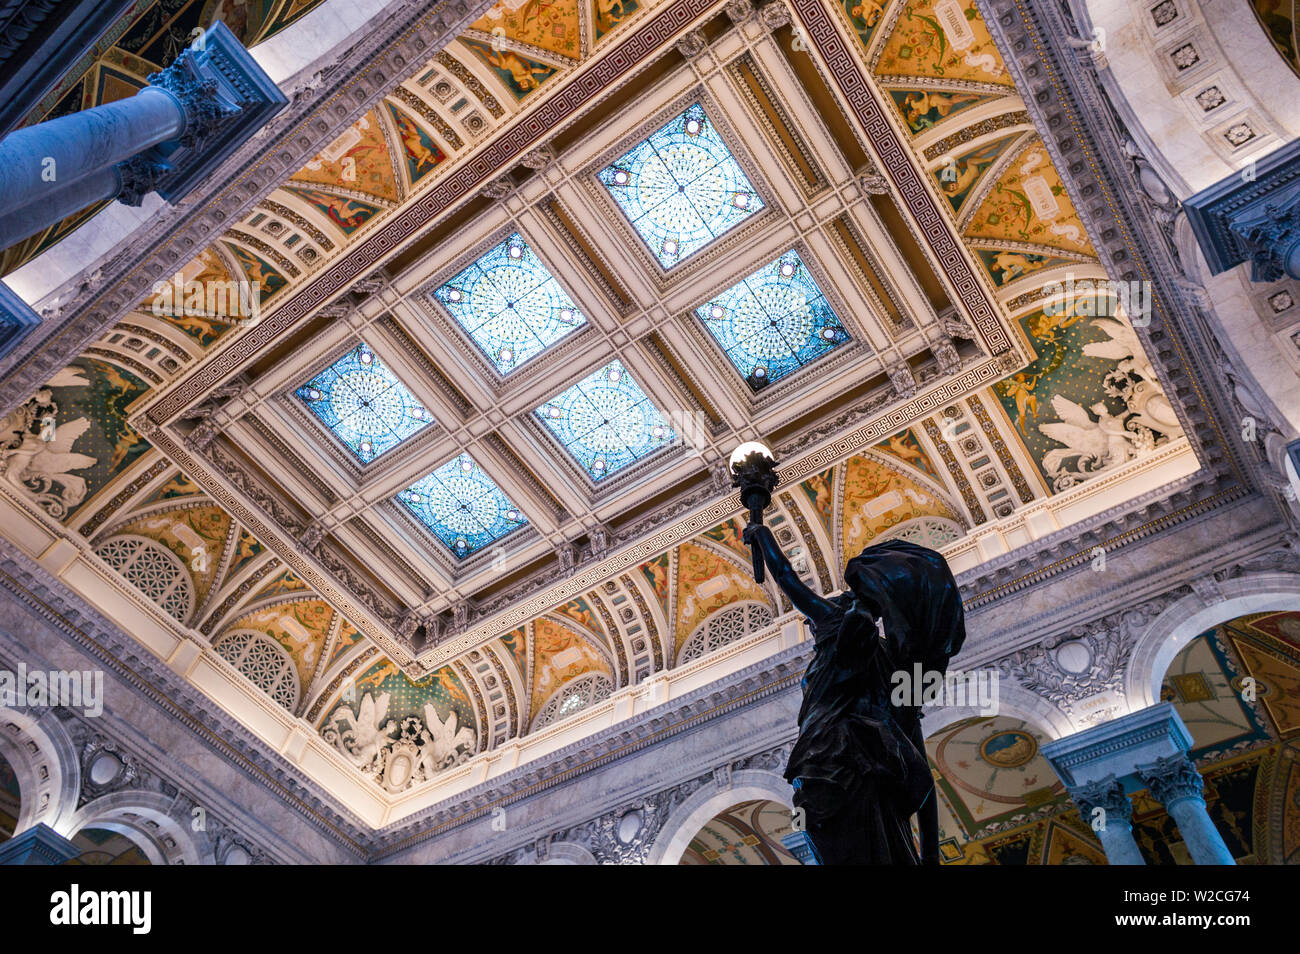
[1184,137,1300,282]
[0,20,286,249]
[0,823,78,865]
[1137,753,1236,866]
[1068,775,1145,865]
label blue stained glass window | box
[535,360,675,480]
[297,343,435,463]
[694,251,850,389]
[397,454,527,558]
[598,103,764,268]
[432,232,586,374]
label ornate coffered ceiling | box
[0,0,1203,818]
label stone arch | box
[68,790,214,865]
[917,679,1075,741]
[539,842,598,865]
[646,769,792,866]
[1126,572,1300,709]
[0,707,80,837]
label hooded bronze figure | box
[743,523,967,865]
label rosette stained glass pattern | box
[535,360,675,480]
[432,232,587,373]
[397,454,527,558]
[297,343,435,463]
[694,251,850,389]
[598,103,763,268]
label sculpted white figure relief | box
[1038,316,1184,491]
[323,691,476,792]
[0,367,99,518]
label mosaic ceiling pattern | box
[398,454,529,558]
[297,343,435,463]
[433,232,587,373]
[695,250,849,388]
[599,103,764,267]
[535,360,675,479]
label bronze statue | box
[732,446,966,864]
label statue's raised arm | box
[742,522,838,629]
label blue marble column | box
[0,823,78,865]
[0,20,286,249]
[1137,754,1236,866]
[1068,775,1145,865]
[1184,138,1300,282]
[1043,703,1239,865]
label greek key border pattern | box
[788,0,1009,357]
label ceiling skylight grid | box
[535,360,676,480]
[598,103,764,268]
[694,250,851,389]
[432,232,587,374]
[397,453,528,559]
[296,343,436,463]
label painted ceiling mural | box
[0,0,1199,804]
[931,612,1300,864]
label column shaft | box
[0,87,184,215]
[0,167,123,249]
[1094,823,1146,865]
[1138,753,1236,866]
[1166,796,1236,866]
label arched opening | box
[0,748,18,844]
[213,629,301,711]
[62,828,152,866]
[678,799,802,865]
[677,601,774,666]
[94,534,195,624]
[530,672,613,732]
[1129,608,1300,864]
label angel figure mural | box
[997,370,1042,433]
[325,692,399,772]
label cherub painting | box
[387,104,444,183]
[996,371,1042,434]
[898,90,981,132]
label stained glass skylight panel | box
[397,453,527,558]
[598,103,763,268]
[297,343,435,463]
[694,251,850,389]
[535,360,675,480]
[432,232,586,373]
